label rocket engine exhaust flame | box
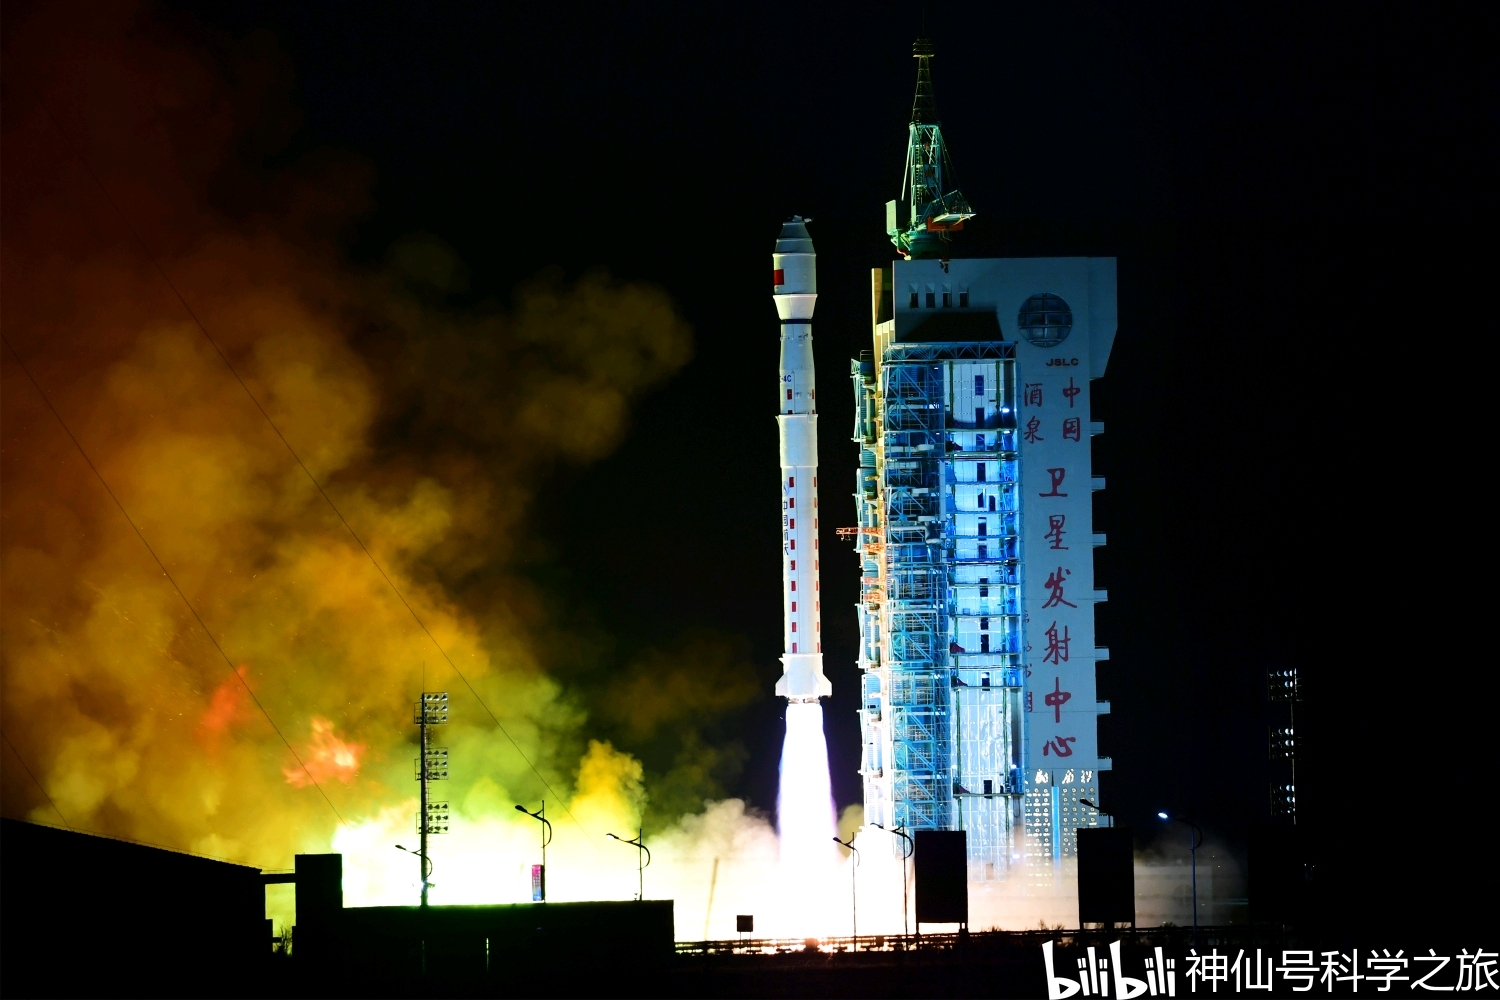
[776,702,837,871]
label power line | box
[2,337,348,829]
[41,109,609,859]
[2,730,73,830]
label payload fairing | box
[773,218,832,702]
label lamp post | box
[515,802,552,901]
[832,836,860,943]
[606,828,651,900]
[872,822,913,941]
[1158,811,1202,946]
[394,843,433,896]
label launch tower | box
[851,41,1118,878]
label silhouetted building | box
[1,818,266,995]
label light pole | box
[515,802,552,901]
[872,822,913,941]
[1158,811,1202,946]
[607,828,651,900]
[833,836,860,943]
[394,843,433,896]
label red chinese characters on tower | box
[1024,416,1044,444]
[1045,513,1068,550]
[1062,377,1081,409]
[1039,467,1068,498]
[1042,568,1076,610]
[1045,676,1072,723]
[1024,383,1043,407]
[1062,417,1081,442]
[1043,736,1077,757]
[1042,620,1072,663]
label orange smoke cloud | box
[284,718,364,788]
[1,0,694,868]
[197,666,252,746]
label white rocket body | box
[773,218,832,702]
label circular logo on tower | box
[1017,293,1073,348]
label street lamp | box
[872,823,913,941]
[832,836,860,943]
[394,844,433,893]
[606,829,651,900]
[1158,811,1203,946]
[515,802,552,901]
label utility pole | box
[873,823,913,943]
[832,836,861,942]
[1269,667,1300,824]
[516,802,552,901]
[415,692,449,907]
[606,828,651,901]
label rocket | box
[773,217,832,702]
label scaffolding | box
[852,343,1031,877]
[880,361,953,832]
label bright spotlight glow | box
[1157,811,1169,820]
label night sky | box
[75,0,1500,928]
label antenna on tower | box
[413,691,450,908]
[887,38,975,259]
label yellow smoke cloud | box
[0,0,696,891]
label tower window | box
[974,375,984,394]
[788,498,795,508]
[979,586,989,597]
[977,463,987,482]
[909,285,919,309]
[981,672,991,688]
[988,495,997,512]
[980,618,990,631]
[959,287,970,307]
[978,544,988,559]
[925,287,935,308]
[978,520,988,537]
[980,634,991,653]
[942,285,952,308]
[983,779,994,794]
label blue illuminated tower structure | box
[850,40,1118,876]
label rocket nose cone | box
[775,216,815,255]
